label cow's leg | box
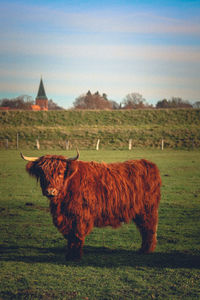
[134,208,158,253]
[66,234,85,260]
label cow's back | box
[65,159,161,228]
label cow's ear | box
[26,161,39,179]
[26,161,34,174]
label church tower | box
[35,77,48,110]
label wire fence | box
[0,134,199,151]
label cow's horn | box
[66,148,79,161]
[20,152,39,162]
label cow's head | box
[21,150,79,198]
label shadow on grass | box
[0,245,200,269]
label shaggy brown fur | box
[25,155,161,260]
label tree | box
[73,94,87,109]
[48,99,64,110]
[73,91,113,110]
[102,93,108,100]
[0,95,34,110]
[193,101,200,109]
[122,93,148,109]
[156,99,169,108]
[156,97,192,109]
[171,97,192,108]
[109,100,120,110]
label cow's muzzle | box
[45,188,58,198]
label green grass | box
[1,109,200,149]
[0,149,200,299]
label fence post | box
[129,139,132,150]
[96,139,100,150]
[161,139,164,150]
[5,139,8,149]
[16,132,19,149]
[65,140,70,150]
[36,139,40,150]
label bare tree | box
[109,100,120,110]
[48,99,64,110]
[0,95,34,110]
[122,93,148,109]
[193,101,200,109]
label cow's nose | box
[46,188,58,197]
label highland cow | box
[21,150,161,260]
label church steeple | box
[36,77,47,100]
[35,77,48,110]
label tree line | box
[0,95,63,110]
[73,91,199,109]
[1,92,200,110]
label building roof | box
[31,105,41,111]
[36,78,47,99]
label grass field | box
[1,109,200,149]
[0,149,200,299]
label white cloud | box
[1,36,200,64]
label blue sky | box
[0,0,200,108]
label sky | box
[0,0,200,108]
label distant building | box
[31,77,48,111]
[31,105,41,111]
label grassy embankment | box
[0,149,200,299]
[0,109,200,149]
